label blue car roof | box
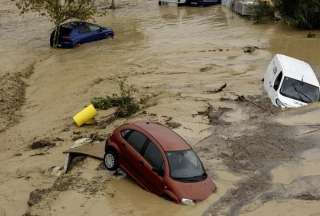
[62,21,93,27]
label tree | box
[273,0,320,29]
[15,0,97,47]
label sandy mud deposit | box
[0,0,320,215]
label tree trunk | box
[111,0,115,9]
[52,24,61,48]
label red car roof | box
[132,121,190,152]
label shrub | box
[91,78,140,118]
[273,0,320,29]
[253,0,275,23]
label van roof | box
[276,54,320,87]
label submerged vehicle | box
[50,21,114,48]
[222,0,260,16]
[264,54,320,108]
[158,0,220,6]
[104,121,216,204]
[189,0,221,6]
[158,0,187,6]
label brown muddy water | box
[0,0,320,215]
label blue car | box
[50,21,114,48]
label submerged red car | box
[104,121,216,204]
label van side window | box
[274,72,283,91]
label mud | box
[0,63,34,132]
[197,96,315,216]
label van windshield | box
[280,77,320,103]
[166,150,207,182]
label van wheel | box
[104,149,118,171]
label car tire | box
[104,149,118,171]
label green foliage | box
[253,0,274,24]
[91,78,140,118]
[273,0,320,29]
[15,0,96,26]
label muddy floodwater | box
[0,0,320,215]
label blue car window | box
[88,24,100,32]
[78,24,91,33]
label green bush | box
[91,78,140,118]
[253,0,275,23]
[274,0,320,29]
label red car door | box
[120,130,149,188]
[139,140,166,195]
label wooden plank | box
[64,143,105,159]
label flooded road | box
[0,0,320,215]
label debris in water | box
[72,138,93,149]
[166,120,182,129]
[243,46,259,54]
[27,189,49,206]
[73,104,97,127]
[307,32,316,38]
[206,83,227,94]
[30,139,56,149]
[200,66,213,72]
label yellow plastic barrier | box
[73,104,97,127]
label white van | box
[264,54,320,108]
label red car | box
[104,121,216,204]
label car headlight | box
[181,198,195,206]
[275,99,286,108]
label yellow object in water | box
[73,104,97,127]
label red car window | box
[125,130,147,153]
[143,141,164,170]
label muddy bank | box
[0,64,34,132]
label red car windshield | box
[166,150,206,182]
